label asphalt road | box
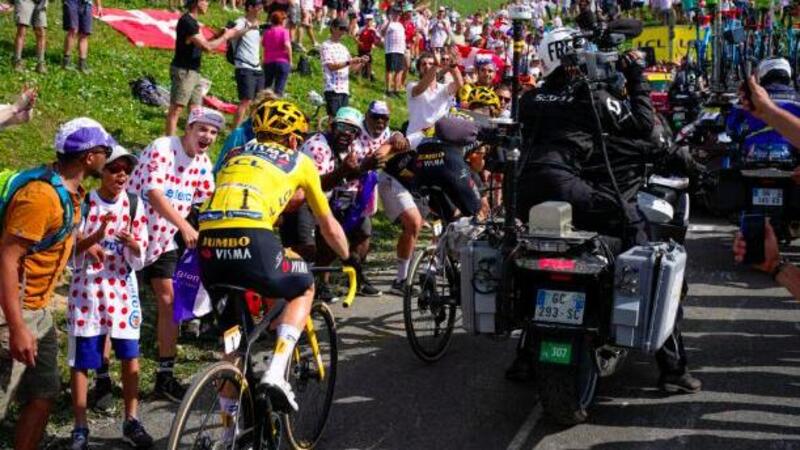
[82,216,800,450]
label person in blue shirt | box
[727,58,800,164]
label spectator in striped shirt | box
[320,17,367,116]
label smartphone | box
[740,213,765,265]
[740,57,752,105]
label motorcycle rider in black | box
[509,26,702,393]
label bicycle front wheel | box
[403,248,457,363]
[284,302,338,449]
[166,361,258,450]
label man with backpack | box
[0,117,114,450]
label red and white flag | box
[96,8,226,53]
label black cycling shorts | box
[415,145,482,222]
[199,228,313,329]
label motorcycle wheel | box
[535,344,599,425]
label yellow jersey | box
[199,140,331,231]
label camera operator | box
[509,26,702,394]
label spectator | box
[67,146,153,450]
[61,0,101,72]
[165,0,237,136]
[382,7,406,97]
[320,17,367,116]
[214,89,279,174]
[0,87,36,131]
[495,83,512,118]
[12,0,48,73]
[301,107,388,296]
[232,0,266,127]
[128,107,221,402]
[0,118,113,450]
[450,20,465,46]
[262,11,293,96]
[357,14,381,81]
[222,0,239,12]
[400,5,417,77]
[429,6,451,63]
[297,0,318,48]
[406,51,463,142]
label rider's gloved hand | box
[343,255,362,274]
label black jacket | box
[519,70,656,202]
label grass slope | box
[0,0,506,165]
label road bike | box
[166,265,357,450]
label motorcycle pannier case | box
[611,242,686,353]
[460,240,502,334]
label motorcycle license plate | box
[534,290,585,325]
[539,341,572,365]
[752,188,783,206]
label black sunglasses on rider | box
[334,122,360,135]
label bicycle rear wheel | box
[166,361,260,450]
[402,247,457,363]
[284,302,338,449]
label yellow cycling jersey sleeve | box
[198,141,331,231]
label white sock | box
[396,258,411,282]
[263,324,301,383]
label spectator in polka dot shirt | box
[67,145,154,448]
[127,107,221,402]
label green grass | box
[0,0,507,165]
[0,0,509,444]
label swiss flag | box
[455,45,506,84]
[96,8,226,53]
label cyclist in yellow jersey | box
[198,99,352,413]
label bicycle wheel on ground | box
[166,361,258,450]
[284,302,338,449]
[402,248,457,363]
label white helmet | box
[538,27,580,78]
[757,57,792,81]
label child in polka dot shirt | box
[66,147,154,447]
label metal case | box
[611,242,687,353]
[460,240,502,334]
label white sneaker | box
[261,376,298,413]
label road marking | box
[333,395,374,404]
[506,402,542,450]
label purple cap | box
[54,117,116,154]
[367,100,390,116]
[187,107,226,130]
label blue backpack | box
[0,165,76,253]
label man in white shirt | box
[320,17,367,116]
[230,0,264,127]
[429,6,450,63]
[406,51,463,146]
[382,7,406,97]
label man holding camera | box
[510,27,701,393]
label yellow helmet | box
[251,100,309,138]
[465,86,500,109]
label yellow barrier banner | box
[632,25,701,63]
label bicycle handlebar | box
[310,265,359,308]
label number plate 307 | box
[534,290,586,325]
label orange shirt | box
[3,181,83,310]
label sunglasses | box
[105,163,133,175]
[90,147,113,158]
[370,114,389,121]
[337,26,348,31]
[334,123,360,135]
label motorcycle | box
[495,199,687,424]
[714,137,800,240]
